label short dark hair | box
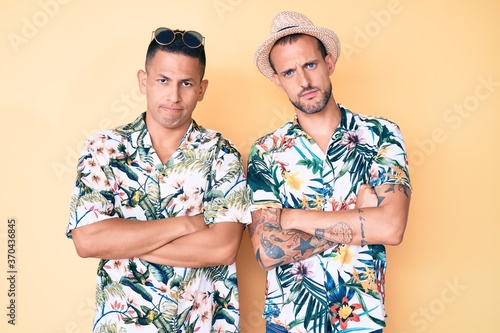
[145,29,206,79]
[269,34,327,75]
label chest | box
[270,133,380,210]
[107,145,216,219]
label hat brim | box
[254,26,341,80]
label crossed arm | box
[248,184,411,270]
[71,215,244,267]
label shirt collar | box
[289,105,349,140]
[128,112,198,148]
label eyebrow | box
[156,73,170,80]
[279,67,293,75]
[156,73,196,82]
[279,60,318,76]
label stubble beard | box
[291,83,333,115]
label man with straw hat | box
[247,11,412,333]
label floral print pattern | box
[67,113,250,333]
[247,106,411,332]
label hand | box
[280,208,290,229]
[280,208,302,230]
[355,184,379,208]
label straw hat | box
[254,11,341,80]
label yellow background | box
[1,0,499,332]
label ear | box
[137,70,147,94]
[271,74,285,92]
[325,53,336,75]
[197,79,209,101]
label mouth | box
[160,105,183,112]
[300,89,318,99]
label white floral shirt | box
[67,113,251,333]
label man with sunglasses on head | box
[66,27,250,333]
[246,11,412,333]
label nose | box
[166,84,181,103]
[296,68,310,88]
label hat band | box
[277,25,298,32]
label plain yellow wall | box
[1,0,499,332]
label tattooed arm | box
[281,184,411,247]
[248,184,388,270]
[248,208,337,270]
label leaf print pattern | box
[247,106,411,332]
[66,113,250,333]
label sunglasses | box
[152,28,205,49]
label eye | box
[306,62,316,69]
[283,70,293,77]
[157,78,168,84]
[181,81,193,87]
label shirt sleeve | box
[369,121,412,190]
[246,143,283,212]
[203,138,251,225]
[66,137,117,238]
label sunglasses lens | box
[183,31,203,48]
[155,28,175,45]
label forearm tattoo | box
[313,210,367,246]
[251,208,334,268]
[314,222,353,244]
[358,208,367,246]
[249,208,278,238]
[383,184,411,198]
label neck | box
[297,97,341,130]
[295,99,341,152]
[145,116,191,164]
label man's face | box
[138,50,208,133]
[269,35,334,115]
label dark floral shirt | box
[247,106,411,333]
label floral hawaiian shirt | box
[247,106,411,333]
[66,113,251,333]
